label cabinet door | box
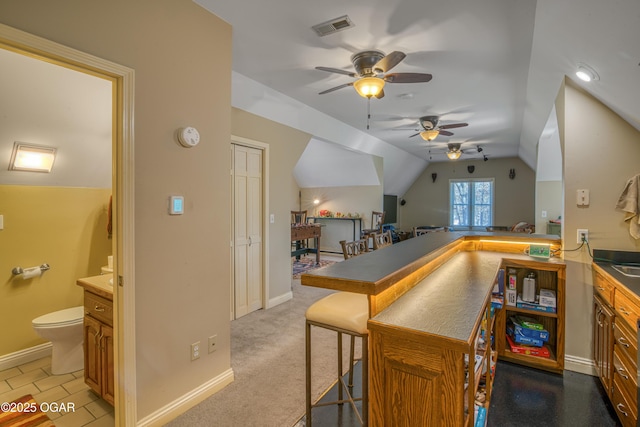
[84,315,102,396]
[101,324,115,405]
[593,295,614,396]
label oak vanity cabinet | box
[83,290,115,405]
[593,265,639,427]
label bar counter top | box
[301,231,562,297]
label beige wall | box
[0,185,111,355]
[300,155,384,250]
[0,0,233,420]
[400,157,535,230]
[231,108,311,303]
[558,78,640,366]
[535,180,563,234]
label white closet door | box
[233,144,263,318]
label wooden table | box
[291,224,321,264]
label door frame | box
[230,135,270,320]
[0,24,137,426]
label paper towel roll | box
[22,266,42,279]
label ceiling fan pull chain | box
[366,97,371,130]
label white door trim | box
[231,135,270,313]
[0,23,137,426]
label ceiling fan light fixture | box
[420,129,440,141]
[446,150,462,160]
[576,63,599,82]
[353,76,385,98]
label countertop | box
[301,231,562,295]
[593,248,640,297]
[594,262,640,297]
[76,273,113,300]
[369,251,502,347]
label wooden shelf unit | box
[495,259,566,374]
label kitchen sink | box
[612,264,640,278]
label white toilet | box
[32,306,84,375]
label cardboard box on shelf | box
[505,334,551,358]
[539,289,557,307]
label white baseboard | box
[564,354,597,376]
[0,343,52,371]
[137,368,234,427]
[267,290,293,309]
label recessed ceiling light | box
[576,63,599,82]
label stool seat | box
[305,292,369,335]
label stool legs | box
[305,320,312,426]
[305,319,368,426]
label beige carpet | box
[166,276,358,427]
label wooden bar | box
[301,232,565,426]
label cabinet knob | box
[619,307,631,316]
[94,305,105,312]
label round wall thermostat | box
[177,126,200,148]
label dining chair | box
[340,239,369,260]
[361,211,385,240]
[372,230,393,250]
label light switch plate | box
[0,214,3,230]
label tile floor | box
[0,356,114,426]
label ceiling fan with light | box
[424,142,481,161]
[316,50,433,99]
[398,115,469,141]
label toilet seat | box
[32,306,84,328]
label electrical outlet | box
[208,335,218,353]
[191,341,201,361]
[577,229,588,244]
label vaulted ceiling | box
[197,0,640,194]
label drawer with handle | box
[614,288,640,331]
[84,291,113,326]
[613,320,637,371]
[613,375,638,427]
[593,270,615,306]
[613,348,638,409]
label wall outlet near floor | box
[577,229,589,244]
[208,335,218,353]
[191,341,201,361]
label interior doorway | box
[0,23,135,426]
[231,143,265,318]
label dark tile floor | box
[299,361,621,426]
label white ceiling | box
[197,0,640,170]
[1,1,637,196]
[0,48,112,188]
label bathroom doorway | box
[0,24,135,425]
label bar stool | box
[305,292,369,426]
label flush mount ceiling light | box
[575,63,599,82]
[9,142,57,172]
[446,143,462,160]
[353,76,385,98]
[420,129,440,141]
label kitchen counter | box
[76,273,113,300]
[593,249,640,297]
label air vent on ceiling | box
[312,15,355,37]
